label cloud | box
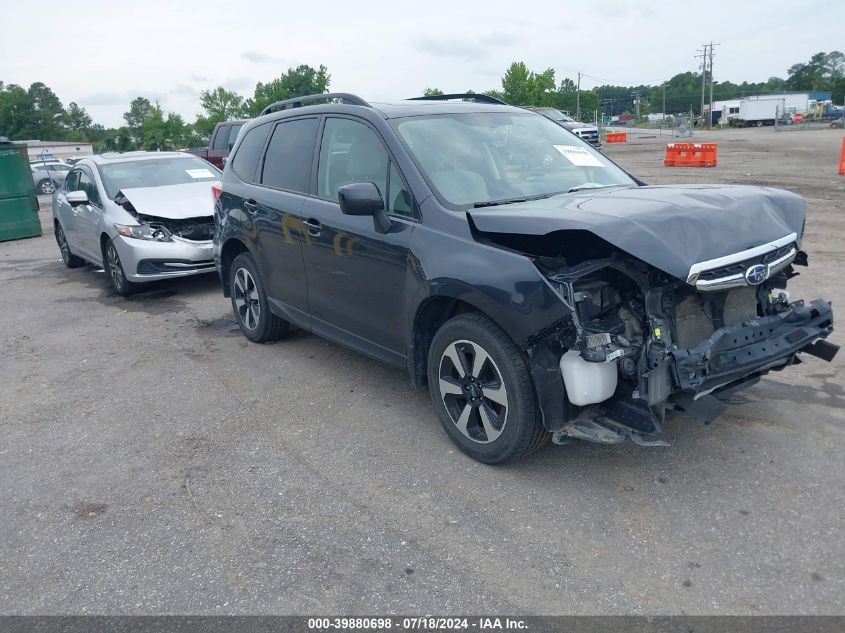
[413,36,485,61]
[222,76,253,92]
[191,73,210,83]
[170,84,199,97]
[76,90,158,106]
[241,50,285,64]
[477,31,518,47]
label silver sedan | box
[52,152,221,295]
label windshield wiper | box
[472,193,556,208]
[567,183,627,193]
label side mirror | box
[66,190,89,206]
[338,182,392,233]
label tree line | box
[1,51,841,152]
[0,64,330,152]
[428,51,844,119]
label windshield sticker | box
[554,145,604,167]
[185,168,214,179]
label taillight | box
[211,181,222,205]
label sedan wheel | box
[104,239,138,296]
[38,179,55,195]
[54,223,84,268]
[438,339,508,443]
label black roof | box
[252,92,529,121]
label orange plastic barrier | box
[839,137,845,176]
[605,132,627,143]
[664,142,718,167]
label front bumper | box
[670,298,835,396]
[113,235,215,282]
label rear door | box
[248,116,318,322]
[207,124,230,168]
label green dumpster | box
[0,137,42,241]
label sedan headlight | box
[114,223,172,242]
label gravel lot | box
[1,127,843,615]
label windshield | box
[392,112,633,207]
[99,156,221,199]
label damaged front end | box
[519,233,837,447]
[115,192,215,242]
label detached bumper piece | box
[671,299,836,396]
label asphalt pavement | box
[1,142,843,614]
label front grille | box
[697,244,794,281]
[575,130,601,146]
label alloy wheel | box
[39,180,56,195]
[106,243,124,292]
[55,225,70,265]
[438,339,509,444]
[233,267,260,330]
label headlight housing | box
[114,223,172,242]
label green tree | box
[423,87,444,96]
[0,83,35,139]
[124,96,154,146]
[63,102,93,137]
[27,82,64,139]
[246,64,330,116]
[198,86,246,136]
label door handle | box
[303,218,322,236]
[243,199,258,213]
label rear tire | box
[54,222,85,268]
[37,179,55,195]
[229,252,289,343]
[427,312,549,464]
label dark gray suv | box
[213,92,836,464]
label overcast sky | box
[2,0,841,128]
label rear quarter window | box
[230,123,271,183]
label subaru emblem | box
[745,264,767,285]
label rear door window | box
[260,118,318,193]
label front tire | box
[103,238,139,296]
[229,252,289,343]
[427,312,549,464]
[54,222,85,268]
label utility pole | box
[708,42,720,128]
[576,72,581,121]
[696,43,708,127]
[632,91,641,120]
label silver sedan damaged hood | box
[116,182,215,220]
[467,185,806,281]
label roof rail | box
[259,93,370,116]
[407,93,507,105]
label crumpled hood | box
[468,184,805,280]
[117,182,214,220]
